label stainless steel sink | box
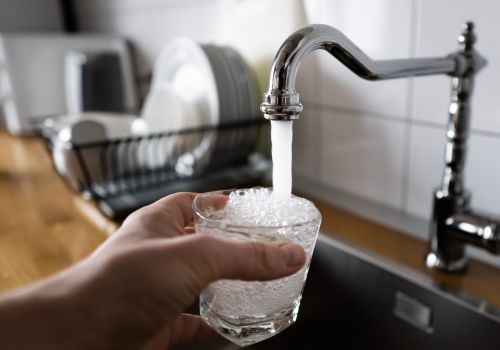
[181,233,500,349]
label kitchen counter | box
[0,132,113,293]
[0,132,499,311]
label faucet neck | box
[440,22,478,197]
[260,23,486,121]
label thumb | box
[179,235,307,283]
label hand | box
[0,193,306,350]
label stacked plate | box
[145,38,259,176]
[201,44,259,169]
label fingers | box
[194,193,228,213]
[167,314,217,347]
[215,239,306,281]
[155,192,197,227]
[143,314,217,349]
[184,226,196,234]
[177,235,307,283]
[155,192,228,234]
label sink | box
[180,233,500,349]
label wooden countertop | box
[0,133,112,293]
[1,132,499,310]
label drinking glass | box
[193,188,321,347]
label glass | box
[193,188,321,347]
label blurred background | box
[1,0,499,276]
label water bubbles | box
[209,274,305,317]
[198,188,322,324]
[217,188,320,227]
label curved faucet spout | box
[260,22,497,274]
[260,23,486,120]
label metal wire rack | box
[37,118,270,219]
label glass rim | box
[192,188,322,229]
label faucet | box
[261,22,500,273]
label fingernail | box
[280,244,305,267]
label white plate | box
[220,46,258,153]
[203,44,238,122]
[151,38,219,175]
[202,44,240,159]
[201,44,260,162]
[140,84,198,169]
[153,38,219,127]
[218,46,245,152]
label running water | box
[271,120,293,198]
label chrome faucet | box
[261,22,500,273]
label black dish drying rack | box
[37,118,270,220]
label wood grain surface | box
[0,133,110,292]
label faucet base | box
[425,251,468,273]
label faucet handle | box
[458,21,476,53]
[452,21,487,76]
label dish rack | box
[37,118,270,220]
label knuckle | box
[122,207,142,224]
[125,204,155,223]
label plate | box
[202,44,239,164]
[152,38,219,127]
[220,46,258,157]
[151,38,219,175]
[140,84,199,169]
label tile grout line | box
[400,0,422,214]
[314,0,324,186]
[304,100,500,139]
[400,93,412,213]
[304,101,408,124]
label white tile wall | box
[315,0,415,118]
[75,0,320,98]
[215,0,311,96]
[412,0,500,133]
[292,104,321,180]
[466,132,500,214]
[319,110,406,209]
[76,0,218,77]
[75,0,500,267]
[407,124,500,220]
[407,124,445,219]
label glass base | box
[200,299,301,347]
